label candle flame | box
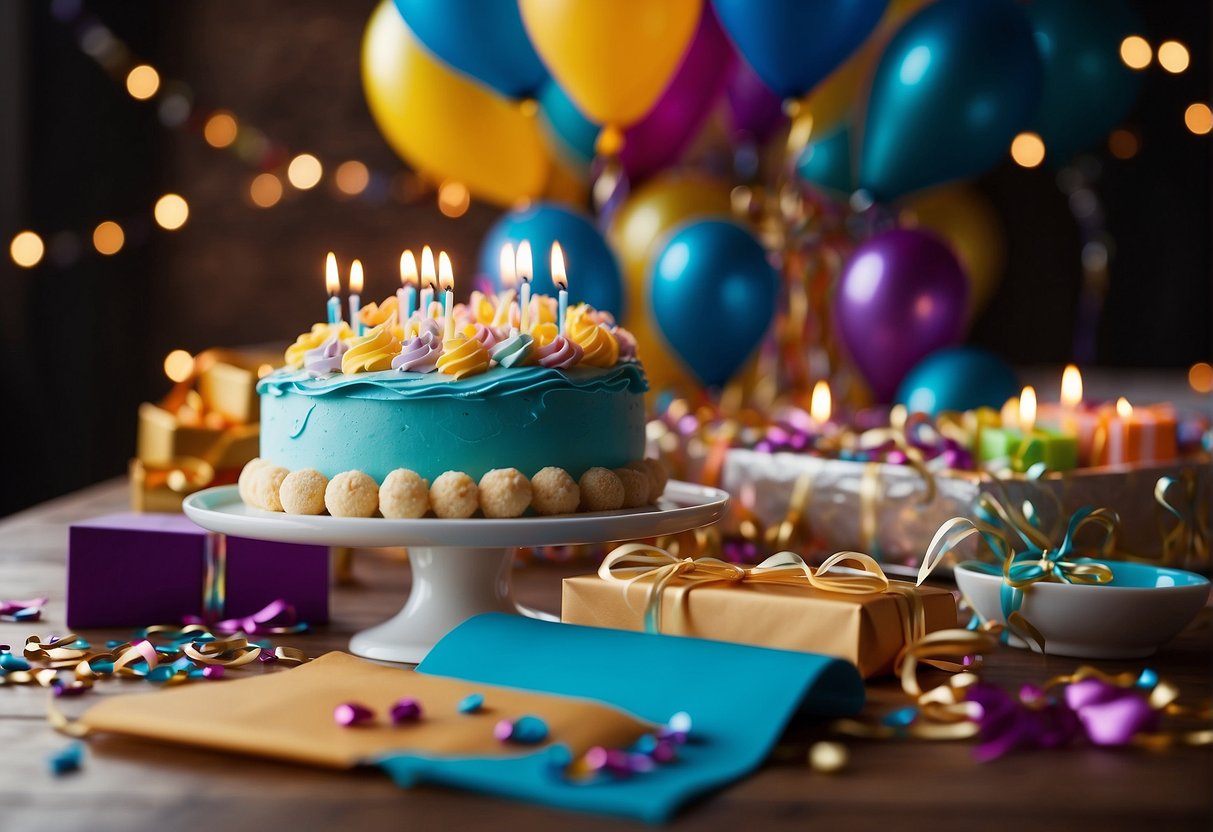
[400,250,418,287]
[1061,364,1083,407]
[421,245,436,290]
[550,242,567,290]
[349,259,364,294]
[1116,397,1133,418]
[325,251,339,295]
[438,251,454,291]
[1019,386,1037,432]
[809,380,831,423]
[498,242,516,289]
[515,240,533,284]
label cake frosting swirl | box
[535,334,583,369]
[391,328,443,373]
[341,323,401,374]
[303,333,349,376]
[437,335,491,379]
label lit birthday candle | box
[398,250,418,326]
[979,386,1077,472]
[348,259,364,336]
[1095,397,1179,466]
[551,242,568,335]
[325,252,342,325]
[440,251,456,341]
[516,240,533,332]
[420,245,436,317]
[494,242,517,329]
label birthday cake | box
[239,257,661,519]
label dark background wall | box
[1,0,1209,516]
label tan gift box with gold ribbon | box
[562,546,957,678]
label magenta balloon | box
[725,56,785,143]
[619,6,734,181]
[833,229,969,402]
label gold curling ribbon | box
[1155,471,1210,569]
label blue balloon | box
[478,203,625,321]
[796,126,854,196]
[649,220,778,388]
[393,0,548,100]
[537,80,597,169]
[895,347,1019,417]
[1026,0,1143,164]
[713,0,888,100]
[858,0,1043,202]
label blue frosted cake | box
[239,293,664,519]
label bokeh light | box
[437,181,470,218]
[1010,132,1045,168]
[257,364,274,379]
[10,231,45,268]
[1157,41,1189,74]
[1189,362,1213,393]
[153,193,189,230]
[334,160,370,196]
[249,173,283,208]
[92,221,124,255]
[125,64,160,99]
[1108,129,1139,159]
[163,350,195,383]
[1184,103,1212,135]
[287,153,323,190]
[204,111,239,148]
[1119,36,1151,70]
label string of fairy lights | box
[7,5,1213,275]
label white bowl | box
[954,558,1209,659]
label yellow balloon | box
[900,185,1006,319]
[804,0,932,138]
[361,0,550,207]
[608,173,735,393]
[519,0,701,132]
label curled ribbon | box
[1155,471,1210,569]
[599,543,927,667]
[917,494,1118,654]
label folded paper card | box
[77,614,863,822]
[67,512,328,628]
[561,547,957,678]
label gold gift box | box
[129,458,241,513]
[562,574,956,678]
[197,360,260,425]
[136,403,260,470]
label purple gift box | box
[67,513,329,629]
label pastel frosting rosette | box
[303,333,350,376]
[568,307,619,368]
[437,335,491,379]
[392,328,443,373]
[463,321,499,351]
[340,323,401,374]
[534,334,583,369]
[612,325,639,362]
[285,321,352,368]
[490,330,533,368]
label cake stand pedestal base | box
[348,546,549,664]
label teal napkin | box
[377,614,864,822]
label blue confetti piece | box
[146,665,177,683]
[89,660,114,675]
[0,654,31,672]
[1137,668,1159,689]
[882,707,918,728]
[510,715,549,744]
[632,734,658,755]
[170,657,195,673]
[457,693,485,714]
[105,640,125,649]
[48,742,84,776]
[545,743,573,769]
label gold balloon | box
[608,173,735,393]
[361,0,550,207]
[900,185,1006,319]
[519,0,701,132]
[804,0,932,138]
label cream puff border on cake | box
[237,457,669,519]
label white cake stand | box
[183,482,728,663]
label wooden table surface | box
[2,479,1210,832]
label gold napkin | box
[80,652,651,767]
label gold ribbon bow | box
[599,543,927,665]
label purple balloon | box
[834,229,969,402]
[620,6,734,181]
[725,56,786,143]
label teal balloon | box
[478,202,624,320]
[393,0,547,99]
[858,0,1043,202]
[649,220,778,387]
[796,126,854,196]
[1026,0,1143,164]
[895,347,1019,417]
[538,81,597,169]
[713,0,888,100]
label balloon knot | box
[595,125,625,158]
